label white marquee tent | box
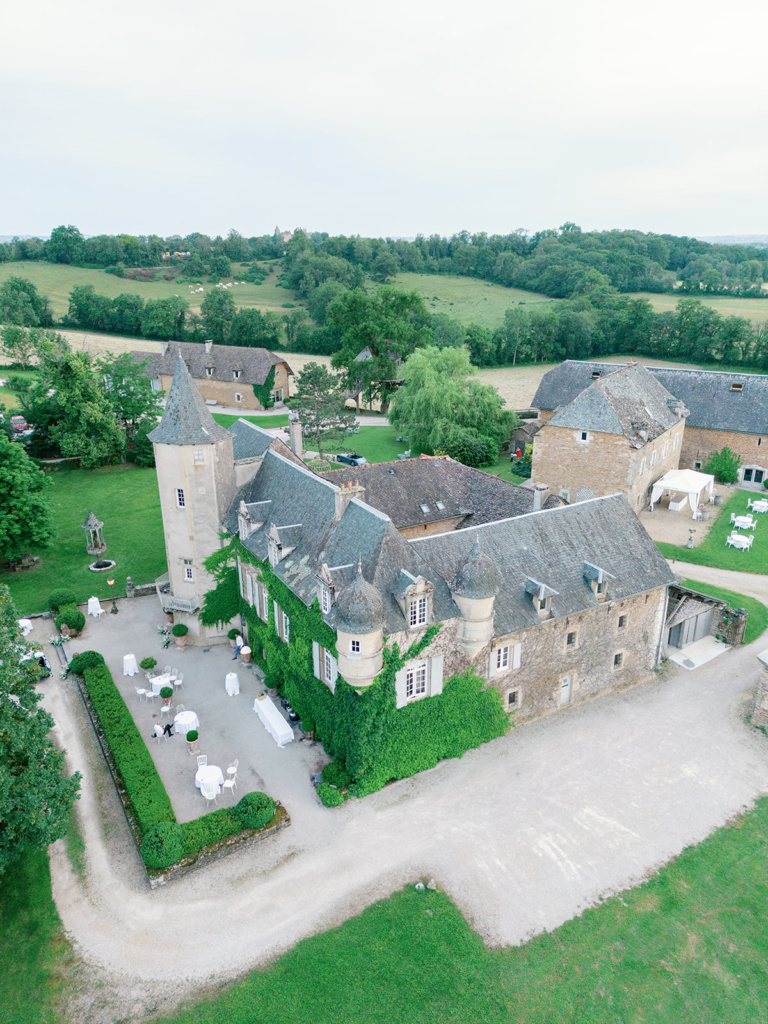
[649,469,716,519]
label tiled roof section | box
[318,456,562,530]
[132,341,292,387]
[333,562,385,634]
[548,363,681,444]
[411,494,675,637]
[532,360,768,437]
[226,450,456,634]
[229,418,306,467]
[148,354,232,446]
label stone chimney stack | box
[533,484,548,512]
[205,339,213,353]
[335,480,365,521]
[288,410,303,460]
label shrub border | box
[71,657,290,886]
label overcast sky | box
[3,0,767,240]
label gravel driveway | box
[41,610,768,1021]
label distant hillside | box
[697,235,768,248]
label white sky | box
[3,0,768,239]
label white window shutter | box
[246,572,254,607]
[312,642,320,679]
[488,650,497,678]
[237,560,245,599]
[273,600,279,629]
[394,666,409,708]
[253,581,261,618]
[513,642,521,669]
[330,657,338,685]
[429,654,444,697]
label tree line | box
[4,223,768,300]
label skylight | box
[435,501,445,510]
[420,504,430,514]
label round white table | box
[225,672,240,696]
[174,710,199,737]
[123,653,139,676]
[195,764,224,795]
[87,597,104,617]
[149,672,172,696]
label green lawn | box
[0,261,301,320]
[1,464,167,615]
[211,412,290,429]
[0,852,73,1024]
[630,290,768,325]
[657,489,768,574]
[0,365,39,412]
[390,272,558,328]
[682,578,768,645]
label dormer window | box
[394,571,434,629]
[320,586,332,614]
[206,367,213,377]
[591,370,601,379]
[583,561,613,600]
[731,382,743,392]
[233,369,241,380]
[409,596,428,627]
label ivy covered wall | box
[202,538,510,796]
[253,365,276,409]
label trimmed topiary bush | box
[160,686,174,700]
[185,729,198,742]
[227,628,240,641]
[48,589,76,613]
[321,759,351,789]
[141,822,185,869]
[56,607,86,635]
[171,623,189,637]
[318,783,345,807]
[235,791,276,830]
[68,650,105,674]
[139,656,157,671]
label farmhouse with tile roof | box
[150,355,676,752]
[136,339,292,411]
[532,360,768,489]
[531,362,687,511]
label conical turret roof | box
[334,560,384,634]
[451,535,497,599]
[148,352,232,446]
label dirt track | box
[44,610,768,1022]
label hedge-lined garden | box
[68,651,279,871]
[201,539,510,799]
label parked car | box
[10,415,28,433]
[336,452,368,467]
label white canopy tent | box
[650,469,716,519]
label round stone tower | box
[335,561,385,689]
[450,535,497,658]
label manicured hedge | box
[73,652,279,871]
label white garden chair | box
[135,687,147,702]
[197,754,208,768]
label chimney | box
[533,484,548,512]
[205,339,213,354]
[288,410,303,459]
[335,480,365,521]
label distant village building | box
[531,362,687,511]
[532,361,768,490]
[135,340,292,411]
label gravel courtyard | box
[34,584,768,1022]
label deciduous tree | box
[96,352,163,446]
[0,585,81,874]
[0,431,53,559]
[0,277,54,328]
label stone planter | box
[175,634,187,649]
[187,737,199,754]
[714,494,724,506]
[241,645,252,665]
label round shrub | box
[68,650,105,675]
[48,589,76,613]
[139,656,157,671]
[160,686,174,700]
[227,628,240,640]
[318,783,345,808]
[185,729,198,742]
[301,715,315,733]
[235,791,276,830]
[321,760,351,789]
[141,821,185,869]
[171,623,189,637]
[56,608,86,635]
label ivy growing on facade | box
[201,537,509,796]
[252,365,276,409]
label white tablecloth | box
[87,597,104,617]
[727,533,751,550]
[174,710,199,737]
[195,764,224,795]
[123,653,138,676]
[225,672,240,696]
[17,618,33,637]
[733,516,755,530]
[149,672,172,696]
[751,500,768,513]
[253,695,294,747]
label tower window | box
[176,488,185,508]
[193,449,204,464]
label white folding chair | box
[144,690,158,704]
[222,775,237,796]
[135,687,147,702]
[173,673,184,690]
[176,704,185,713]
[227,759,238,775]
[197,754,208,768]
[164,665,171,675]
[160,702,172,717]
[203,788,218,807]
[169,667,179,680]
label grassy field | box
[0,464,167,615]
[0,365,38,411]
[0,261,301,320]
[390,271,558,328]
[211,412,290,430]
[681,578,768,645]
[630,291,768,325]
[657,489,768,574]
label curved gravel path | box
[42,600,768,1020]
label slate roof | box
[318,456,563,531]
[134,341,292,387]
[148,354,233,446]
[226,451,674,642]
[334,562,385,634]
[228,418,306,467]
[547,363,681,444]
[532,360,768,436]
[411,494,675,637]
